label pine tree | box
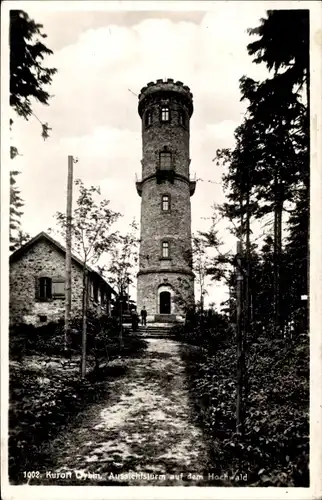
[247,10,309,116]
[243,9,309,335]
[213,10,309,338]
[283,183,309,334]
[10,10,57,251]
[215,116,263,342]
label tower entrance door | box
[159,291,171,314]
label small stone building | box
[9,232,116,326]
[136,79,195,322]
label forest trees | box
[107,220,139,302]
[191,236,211,313]
[107,220,139,339]
[215,9,309,338]
[10,10,57,251]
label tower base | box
[137,271,194,321]
[146,313,184,324]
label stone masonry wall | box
[139,177,192,271]
[141,97,190,179]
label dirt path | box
[34,338,210,486]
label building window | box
[162,241,169,258]
[179,109,187,127]
[93,282,99,303]
[145,110,152,127]
[37,276,65,300]
[159,152,172,170]
[38,277,52,300]
[161,106,170,122]
[162,194,170,211]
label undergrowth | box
[9,323,147,484]
[177,324,309,487]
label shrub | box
[173,308,233,351]
[9,331,148,484]
[178,319,309,486]
[9,313,122,359]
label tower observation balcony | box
[135,171,196,196]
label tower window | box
[179,110,187,127]
[159,152,172,170]
[145,110,152,127]
[162,195,170,211]
[162,241,169,258]
[161,107,170,122]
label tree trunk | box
[273,170,283,338]
[64,155,73,352]
[229,284,233,322]
[244,179,251,342]
[250,293,254,325]
[119,291,124,351]
[81,268,88,379]
[306,65,310,335]
[236,240,244,435]
[200,285,203,313]
[243,186,251,411]
[199,280,204,332]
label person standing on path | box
[141,306,147,326]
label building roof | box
[9,231,116,295]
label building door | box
[160,291,171,314]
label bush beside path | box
[11,338,217,486]
[9,331,147,484]
[178,331,309,487]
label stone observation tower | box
[136,79,196,322]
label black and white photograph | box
[1,1,321,499]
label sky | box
[7,1,273,308]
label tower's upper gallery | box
[138,79,194,118]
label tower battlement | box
[138,78,193,117]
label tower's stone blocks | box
[136,79,195,321]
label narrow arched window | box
[159,151,172,170]
[179,109,186,127]
[161,106,170,122]
[162,195,170,211]
[162,241,169,258]
[145,110,152,127]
